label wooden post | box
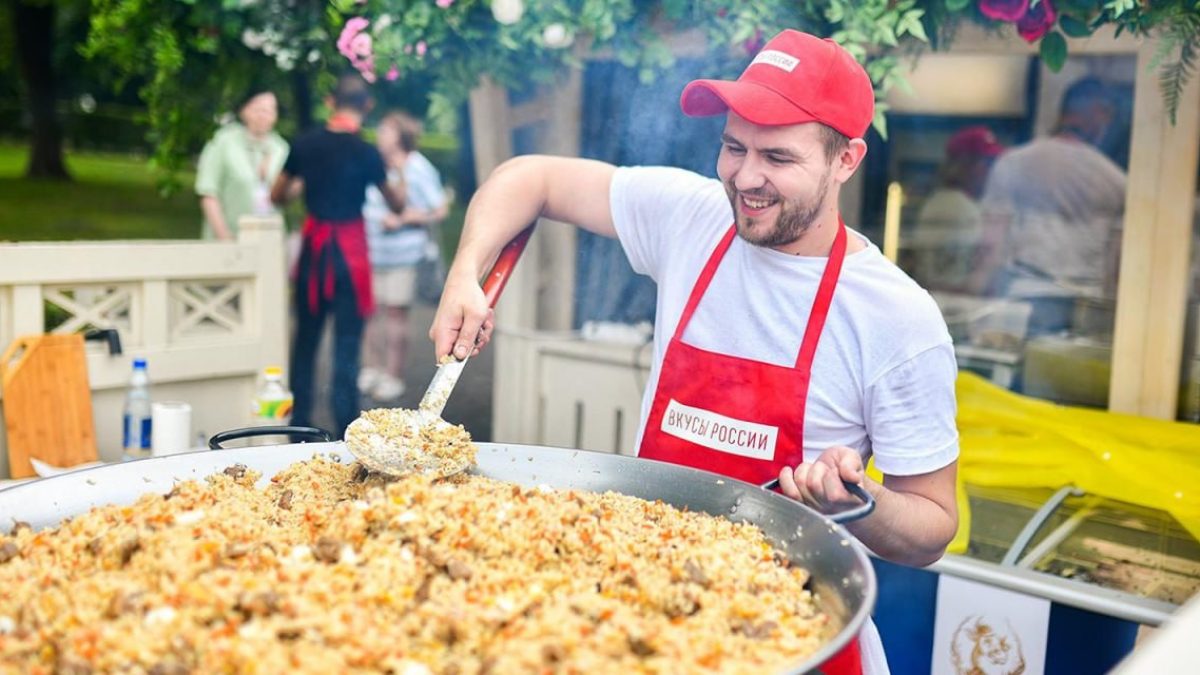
[536,68,583,333]
[238,215,288,375]
[10,285,43,337]
[1109,44,1200,418]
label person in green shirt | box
[195,89,290,240]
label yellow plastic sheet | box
[953,371,1200,544]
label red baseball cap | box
[945,126,1004,159]
[680,30,875,139]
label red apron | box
[638,220,863,674]
[301,215,374,318]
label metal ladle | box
[345,225,535,477]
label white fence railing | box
[0,217,288,477]
[492,331,651,455]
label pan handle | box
[759,477,876,524]
[481,225,535,308]
[208,426,335,450]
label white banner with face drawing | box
[932,576,1051,675]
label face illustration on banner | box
[950,615,1027,675]
[932,576,1048,675]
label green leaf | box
[945,0,971,10]
[1059,15,1094,38]
[1040,31,1068,72]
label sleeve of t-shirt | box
[609,166,725,281]
[863,343,960,476]
[194,139,221,197]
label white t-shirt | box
[980,136,1126,298]
[611,165,960,675]
[611,166,959,477]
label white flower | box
[275,49,297,72]
[491,0,524,25]
[542,23,573,48]
[307,49,321,64]
[373,14,394,33]
[241,29,266,50]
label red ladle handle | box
[481,224,535,308]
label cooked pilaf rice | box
[0,458,830,674]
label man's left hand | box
[778,446,868,515]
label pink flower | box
[386,66,399,81]
[978,0,1029,22]
[1016,0,1056,42]
[337,17,370,58]
[416,41,427,56]
[436,0,454,7]
[349,32,373,58]
[361,70,376,83]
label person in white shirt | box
[972,77,1127,335]
[431,30,959,675]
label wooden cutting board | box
[1,335,99,478]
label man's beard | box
[726,169,832,249]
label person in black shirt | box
[271,73,405,436]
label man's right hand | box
[430,268,496,360]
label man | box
[971,77,1127,336]
[910,126,1004,292]
[433,30,958,675]
[271,74,405,437]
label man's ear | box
[833,138,869,185]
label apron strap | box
[795,223,847,368]
[672,226,738,341]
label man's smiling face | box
[716,114,836,250]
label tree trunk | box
[13,0,70,179]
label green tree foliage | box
[84,0,341,191]
[83,0,1200,186]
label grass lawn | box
[0,143,466,252]
[0,144,201,242]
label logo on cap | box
[751,50,800,73]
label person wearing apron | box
[270,74,406,438]
[432,30,960,675]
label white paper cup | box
[151,401,192,456]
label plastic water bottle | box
[122,358,152,460]
[252,366,293,427]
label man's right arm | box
[431,155,618,360]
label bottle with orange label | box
[252,366,293,428]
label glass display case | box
[964,484,1200,607]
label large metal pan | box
[0,432,876,674]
